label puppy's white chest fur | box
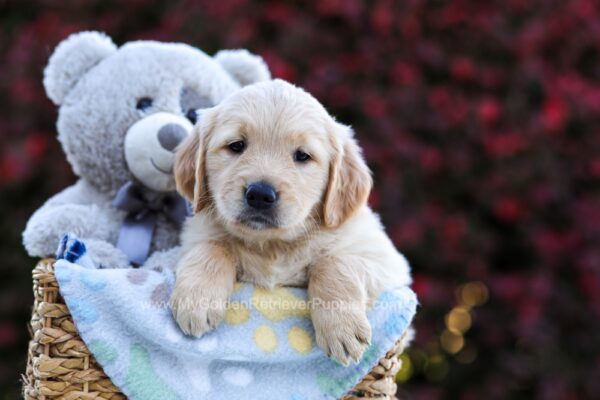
[234,241,311,289]
[180,212,313,289]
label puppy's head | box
[175,79,372,240]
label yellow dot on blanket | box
[254,325,278,353]
[233,282,244,293]
[288,326,313,354]
[252,287,310,321]
[224,302,250,325]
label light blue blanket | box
[54,242,417,400]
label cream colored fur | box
[170,80,412,365]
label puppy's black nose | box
[245,182,277,210]
[158,123,187,152]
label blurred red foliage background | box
[1,0,599,398]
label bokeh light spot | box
[456,344,478,364]
[459,281,489,307]
[425,353,449,382]
[445,306,472,334]
[440,330,464,354]
[396,353,413,382]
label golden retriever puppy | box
[170,79,411,365]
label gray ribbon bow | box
[112,181,190,266]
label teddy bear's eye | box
[186,109,198,124]
[136,97,153,111]
[294,149,311,163]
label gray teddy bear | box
[23,31,270,269]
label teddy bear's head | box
[44,31,270,194]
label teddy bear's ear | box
[214,49,271,87]
[43,31,117,105]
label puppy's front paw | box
[313,308,372,365]
[169,283,229,337]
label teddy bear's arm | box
[141,246,182,271]
[22,179,120,259]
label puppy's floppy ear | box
[323,123,373,228]
[174,111,215,213]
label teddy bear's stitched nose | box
[158,123,187,152]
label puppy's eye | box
[136,97,153,111]
[228,140,246,154]
[294,150,311,163]
[186,109,198,124]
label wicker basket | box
[23,259,406,399]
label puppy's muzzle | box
[245,182,278,210]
